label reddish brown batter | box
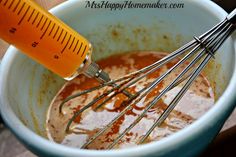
[46,51,214,150]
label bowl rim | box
[0,0,235,156]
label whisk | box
[59,9,236,149]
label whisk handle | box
[227,8,236,25]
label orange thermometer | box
[0,0,109,81]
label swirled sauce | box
[46,51,214,150]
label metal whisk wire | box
[59,9,236,149]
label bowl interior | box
[1,0,235,155]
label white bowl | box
[0,0,236,156]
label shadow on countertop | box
[213,0,236,13]
[201,125,236,157]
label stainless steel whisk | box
[59,8,236,149]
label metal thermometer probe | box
[0,0,110,82]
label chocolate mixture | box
[46,51,214,150]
